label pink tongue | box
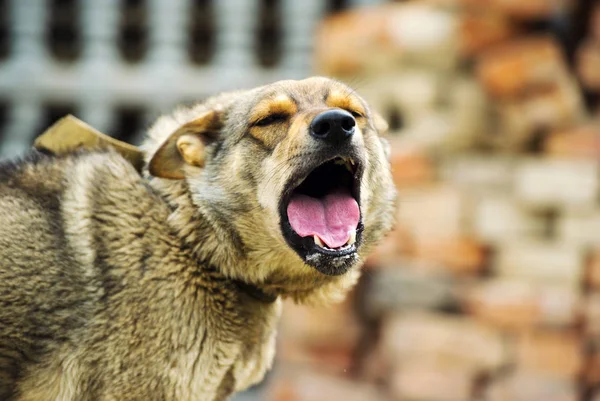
[286,189,360,248]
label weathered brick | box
[267,366,387,401]
[440,156,515,193]
[397,185,467,242]
[383,3,458,69]
[495,240,585,287]
[515,158,599,208]
[390,360,474,401]
[364,264,457,316]
[446,77,490,151]
[485,370,577,401]
[473,197,546,243]
[361,75,488,152]
[359,71,441,125]
[381,312,507,372]
[516,330,583,378]
[558,209,600,247]
[464,279,580,329]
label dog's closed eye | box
[252,113,289,127]
[347,109,364,119]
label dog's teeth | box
[346,230,357,246]
[313,235,325,248]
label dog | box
[0,77,396,400]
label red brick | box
[462,0,574,20]
[592,3,600,43]
[583,293,600,336]
[576,40,600,91]
[516,330,583,378]
[584,339,600,388]
[314,8,389,76]
[588,253,600,291]
[459,7,517,57]
[365,221,417,269]
[364,230,401,269]
[314,3,458,76]
[388,139,434,188]
[476,36,567,98]
[544,122,600,158]
[277,300,361,374]
[496,83,584,149]
[413,235,487,275]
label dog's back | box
[0,150,156,400]
[0,152,86,398]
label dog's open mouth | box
[280,156,363,275]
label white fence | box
[0,0,384,157]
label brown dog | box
[0,77,396,400]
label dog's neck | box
[147,175,357,305]
[148,177,280,302]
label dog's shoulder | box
[0,149,55,181]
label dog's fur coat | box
[0,77,396,400]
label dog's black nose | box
[310,109,356,144]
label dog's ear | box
[149,110,223,180]
[372,111,389,136]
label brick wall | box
[265,1,600,400]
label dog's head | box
[144,77,396,302]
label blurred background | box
[1,0,600,400]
